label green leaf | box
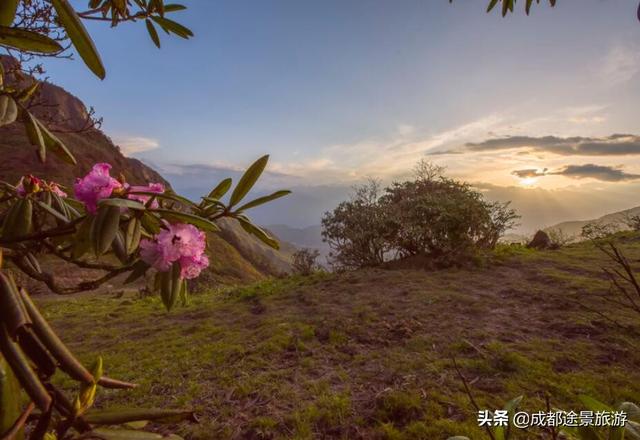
[72,216,94,259]
[86,408,196,425]
[237,216,279,249]
[486,0,499,12]
[164,4,187,13]
[2,199,33,239]
[207,178,232,200]
[151,209,220,232]
[0,325,51,411]
[0,355,23,440]
[229,155,269,207]
[0,272,31,339]
[99,198,146,211]
[35,200,69,223]
[91,205,121,256]
[35,119,77,165]
[234,190,291,212]
[88,428,183,440]
[525,0,534,14]
[150,16,193,39]
[23,111,46,162]
[124,261,149,285]
[145,19,160,48]
[0,26,62,54]
[125,218,142,255]
[0,0,18,26]
[0,94,17,127]
[51,0,106,79]
[18,288,94,384]
[579,395,613,412]
[129,191,195,208]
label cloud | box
[600,44,640,86]
[114,136,160,155]
[511,164,640,182]
[453,134,640,156]
[511,168,547,179]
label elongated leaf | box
[207,178,232,200]
[123,261,149,285]
[234,190,291,212]
[125,218,142,255]
[237,216,279,249]
[88,428,183,440]
[18,288,93,383]
[0,355,23,440]
[229,155,269,207]
[164,4,187,12]
[2,199,33,239]
[51,0,105,79]
[35,119,76,165]
[145,19,160,48]
[486,0,499,12]
[0,94,17,127]
[16,327,56,378]
[0,273,30,339]
[151,209,219,232]
[86,408,196,425]
[24,111,46,162]
[72,216,94,259]
[0,325,51,411]
[91,205,121,255]
[150,16,193,39]
[579,395,613,412]
[0,0,18,26]
[129,191,195,208]
[35,200,69,223]
[99,198,145,211]
[73,356,102,416]
[0,26,62,53]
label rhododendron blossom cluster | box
[140,222,209,279]
[74,163,123,214]
[74,163,166,213]
[16,175,67,198]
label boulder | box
[527,230,552,249]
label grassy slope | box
[37,235,640,439]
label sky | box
[45,0,640,231]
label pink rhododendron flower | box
[74,163,122,214]
[179,253,210,279]
[126,182,165,208]
[49,183,67,198]
[139,222,209,279]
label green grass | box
[35,237,640,439]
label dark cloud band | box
[458,134,640,156]
[511,163,640,182]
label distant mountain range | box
[545,205,640,239]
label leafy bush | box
[321,179,392,270]
[292,248,321,275]
[322,165,518,269]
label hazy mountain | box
[546,205,640,239]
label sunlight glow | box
[519,177,538,186]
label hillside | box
[0,65,293,287]
[546,205,640,239]
[39,237,640,439]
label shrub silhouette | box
[322,163,518,269]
